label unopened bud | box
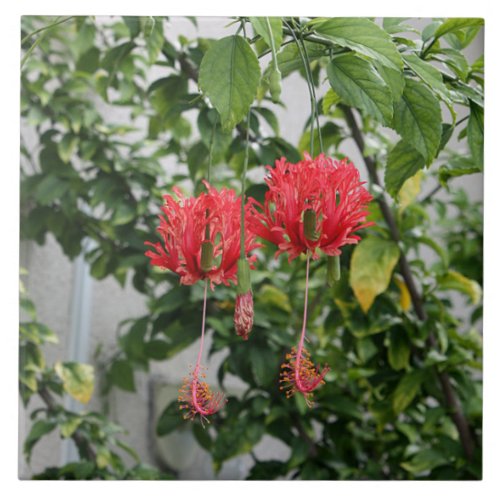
[200,241,214,272]
[327,255,341,286]
[234,290,254,341]
[303,209,318,241]
[269,67,282,103]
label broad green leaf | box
[250,17,283,50]
[430,48,469,81]
[60,416,82,438]
[24,420,57,460]
[433,18,484,40]
[253,106,280,135]
[145,17,164,64]
[110,359,136,392]
[276,41,326,77]
[156,400,183,436]
[382,18,417,35]
[250,347,276,386]
[468,101,484,168]
[388,329,410,370]
[35,175,69,205]
[327,54,393,125]
[350,238,400,313]
[385,140,426,198]
[298,122,341,156]
[199,35,261,132]
[373,61,405,102]
[438,159,481,186]
[393,78,442,164]
[55,362,94,404]
[313,18,403,70]
[197,108,233,162]
[392,370,426,414]
[398,170,423,212]
[322,87,341,115]
[438,270,482,305]
[403,54,450,103]
[57,134,78,163]
[401,448,449,474]
[122,16,141,39]
[96,446,112,469]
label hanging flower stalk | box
[145,182,258,422]
[249,153,373,406]
[234,110,255,340]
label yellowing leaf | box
[398,170,423,213]
[438,270,482,304]
[258,284,291,313]
[350,238,400,313]
[55,362,94,404]
[394,276,411,311]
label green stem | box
[240,112,251,259]
[21,16,74,45]
[299,32,324,154]
[283,20,319,155]
[265,17,279,70]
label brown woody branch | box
[341,105,476,462]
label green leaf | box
[401,448,449,474]
[373,61,405,102]
[431,48,469,81]
[199,35,261,132]
[433,18,484,40]
[197,108,233,162]
[60,416,82,438]
[258,284,292,313]
[156,400,183,436]
[392,370,426,414]
[327,54,393,125]
[349,238,400,313]
[57,134,78,163]
[35,175,69,205]
[438,270,482,305]
[403,54,450,103]
[468,101,484,168]
[54,362,94,404]
[388,329,410,371]
[123,16,141,39]
[250,347,276,386]
[144,340,170,360]
[276,41,325,77]
[110,359,136,392]
[312,17,403,70]
[385,140,426,198]
[24,420,57,460]
[322,88,341,115]
[250,17,283,50]
[145,17,164,64]
[393,78,442,164]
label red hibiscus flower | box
[145,182,259,422]
[145,181,259,288]
[251,153,373,406]
[249,153,373,262]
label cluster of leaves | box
[20,16,483,479]
[19,272,171,479]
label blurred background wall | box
[18,16,484,479]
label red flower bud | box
[234,290,254,341]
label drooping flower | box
[145,182,258,422]
[280,346,330,407]
[249,153,373,262]
[145,181,259,288]
[178,366,227,423]
[250,153,372,406]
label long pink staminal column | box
[178,280,226,423]
[280,253,330,407]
